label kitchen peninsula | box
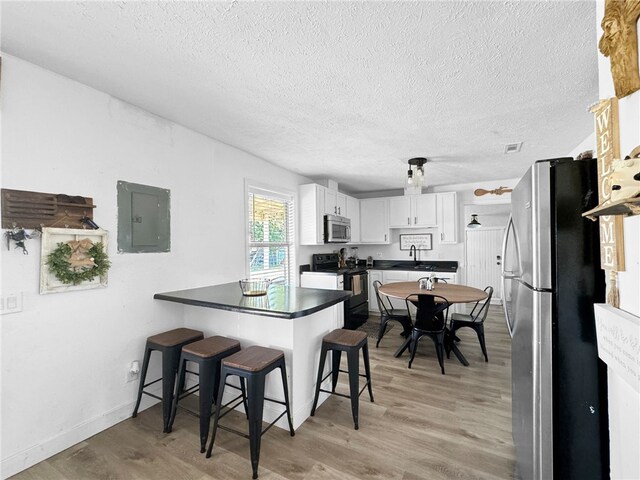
[154,282,351,430]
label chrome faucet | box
[409,244,418,265]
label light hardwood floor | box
[12,306,515,480]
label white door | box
[465,227,504,303]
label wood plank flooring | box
[12,306,515,479]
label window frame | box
[245,181,296,286]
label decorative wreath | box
[46,239,111,285]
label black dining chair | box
[449,286,493,362]
[405,294,450,374]
[373,280,412,347]
[417,276,448,284]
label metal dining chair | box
[449,286,493,362]
[373,280,411,347]
[405,294,450,374]
[417,276,448,284]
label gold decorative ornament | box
[599,0,640,99]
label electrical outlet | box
[376,252,383,258]
[125,361,140,383]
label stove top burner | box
[311,253,367,275]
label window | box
[247,185,295,285]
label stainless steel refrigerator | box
[501,158,609,480]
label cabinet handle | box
[385,234,387,242]
[334,206,337,214]
[414,216,417,224]
[338,207,341,215]
[407,217,410,225]
[441,233,444,241]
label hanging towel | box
[352,275,362,295]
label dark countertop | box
[154,282,351,319]
[368,260,458,273]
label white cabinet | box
[299,184,325,245]
[381,270,410,310]
[437,192,458,244]
[299,183,359,245]
[388,194,437,228]
[346,195,360,244]
[368,270,383,312]
[413,194,437,227]
[324,190,347,217]
[300,273,345,326]
[359,198,389,244]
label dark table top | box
[154,282,351,319]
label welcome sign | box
[591,98,625,272]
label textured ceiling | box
[1,1,597,193]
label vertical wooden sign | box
[591,98,625,288]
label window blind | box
[247,186,295,285]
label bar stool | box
[206,346,295,480]
[310,328,374,430]
[132,328,204,432]
[166,336,248,453]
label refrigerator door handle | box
[502,215,514,338]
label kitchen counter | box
[368,260,458,273]
[154,282,350,319]
[154,282,348,431]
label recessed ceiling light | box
[504,142,523,154]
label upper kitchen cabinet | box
[388,194,437,228]
[360,197,390,244]
[346,195,360,244]
[299,183,360,245]
[324,189,347,217]
[437,192,458,244]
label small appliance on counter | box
[300,253,368,330]
[366,256,374,268]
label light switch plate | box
[1,291,23,315]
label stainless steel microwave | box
[324,214,351,243]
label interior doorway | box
[465,227,505,304]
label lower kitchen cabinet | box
[368,270,383,312]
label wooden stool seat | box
[223,345,284,372]
[148,328,204,347]
[322,329,367,347]
[182,336,241,358]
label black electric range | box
[312,253,369,330]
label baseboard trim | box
[1,390,160,479]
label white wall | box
[0,55,320,478]
[596,2,640,478]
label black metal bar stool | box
[310,328,374,430]
[132,328,204,432]
[205,346,295,480]
[166,336,248,453]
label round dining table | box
[377,281,488,366]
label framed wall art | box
[40,227,110,294]
[399,233,432,250]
